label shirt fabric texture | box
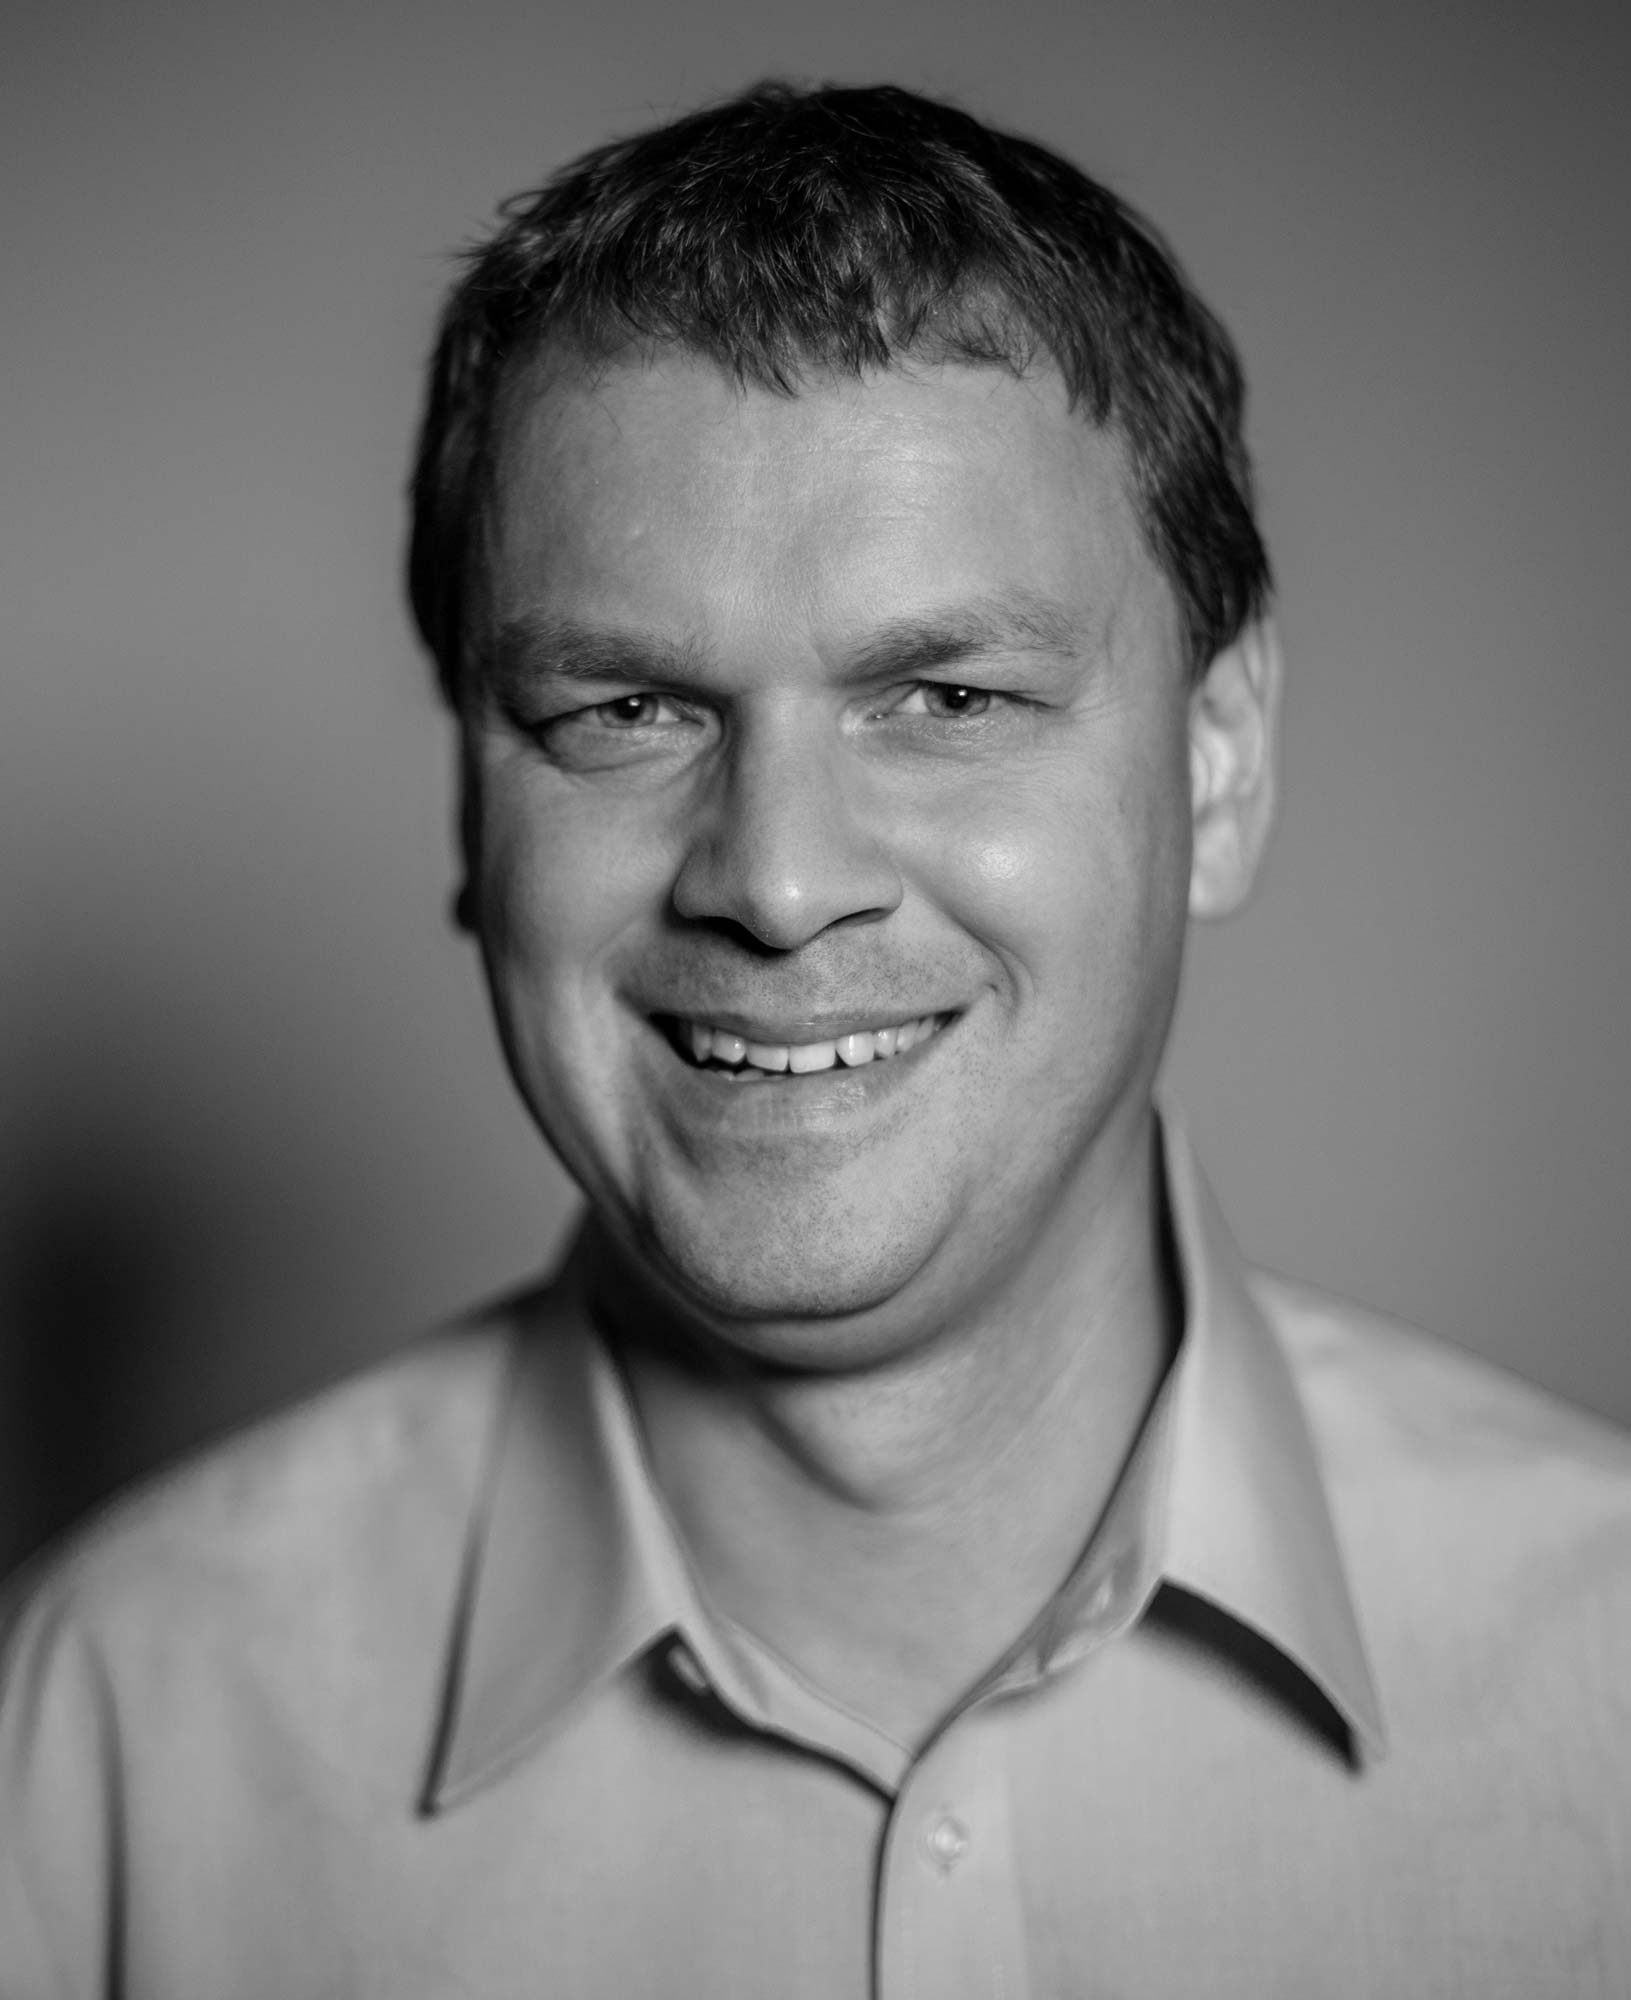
[3,1121,1630,1997]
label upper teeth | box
[683,1014,943,1074]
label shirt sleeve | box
[0,1568,121,2000]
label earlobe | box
[1188,618,1282,920]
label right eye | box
[587,694,682,729]
[890,682,996,720]
[528,690,709,770]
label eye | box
[517,688,709,773]
[593,692,681,728]
[546,689,697,739]
[894,682,995,719]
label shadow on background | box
[4,1077,263,1579]
[2,917,576,1587]
[0,1025,435,1584]
[9,1134,195,1572]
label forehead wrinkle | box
[484,584,1097,706]
[488,589,1088,703]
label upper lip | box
[651,1007,952,1043]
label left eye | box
[894,682,994,719]
[594,693,683,727]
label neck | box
[595,1116,1178,1749]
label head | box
[410,81,1269,700]
[407,83,1280,1364]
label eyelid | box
[883,678,1001,714]
[539,687,699,726]
[515,687,715,773]
[596,690,689,720]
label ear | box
[1188,618,1282,920]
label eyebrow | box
[487,615,710,698]
[841,592,1081,683]
[487,589,1083,698]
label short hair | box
[407,81,1270,699]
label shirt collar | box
[423,1247,697,1809]
[1155,1115,1386,1758]
[423,1114,1384,1810]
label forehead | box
[483,349,1174,661]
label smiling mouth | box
[658,1012,954,1081]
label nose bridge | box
[672,701,902,948]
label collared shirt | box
[3,1124,1630,1997]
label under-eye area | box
[658,1013,954,1081]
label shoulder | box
[0,1300,536,1990]
[1254,1268,1631,1743]
[0,1301,523,1701]
[1254,1267,1631,1507]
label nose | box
[670,711,903,949]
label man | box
[3,80,1629,1998]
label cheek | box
[475,770,660,978]
[914,761,1185,1006]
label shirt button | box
[925,1813,971,1870]
[1085,1574,1116,1621]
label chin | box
[638,1195,943,1366]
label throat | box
[617,1286,1173,1749]
[598,1110,1181,1747]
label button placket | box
[876,1710,1027,2000]
[1083,1571,1117,1623]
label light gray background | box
[6,0,1628,1577]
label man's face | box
[465,351,1197,1363]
